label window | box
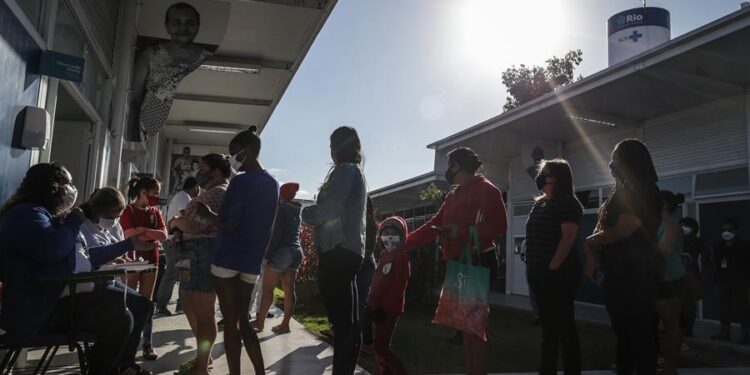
[513,201,533,217]
[52,3,85,58]
[575,189,599,209]
[695,167,749,197]
[15,0,45,31]
[658,175,693,200]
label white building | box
[371,6,750,322]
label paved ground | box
[487,370,750,375]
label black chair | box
[0,270,126,374]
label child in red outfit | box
[367,216,410,375]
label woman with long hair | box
[193,126,277,374]
[120,176,168,360]
[405,147,508,375]
[0,164,154,375]
[526,159,583,375]
[585,139,663,375]
[301,126,368,374]
[169,154,231,375]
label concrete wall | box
[0,2,41,202]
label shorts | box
[179,238,215,293]
[210,264,259,284]
[658,277,686,300]
[266,246,303,271]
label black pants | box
[528,262,582,375]
[42,281,151,374]
[356,254,376,346]
[604,269,658,375]
[718,278,750,331]
[319,247,364,375]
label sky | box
[261,0,744,199]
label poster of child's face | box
[125,1,230,142]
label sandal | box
[271,325,291,334]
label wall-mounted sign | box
[39,50,85,82]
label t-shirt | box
[525,196,582,271]
[213,170,279,275]
[120,205,166,263]
[182,182,228,240]
[80,219,125,249]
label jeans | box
[373,313,407,375]
[319,247,363,375]
[156,241,181,308]
[604,266,658,375]
[42,281,151,373]
[357,254,376,346]
[528,262,581,375]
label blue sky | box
[262,0,743,199]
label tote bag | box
[432,226,490,341]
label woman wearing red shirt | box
[405,147,507,375]
[120,176,168,360]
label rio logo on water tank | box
[607,7,670,66]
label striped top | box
[525,196,583,270]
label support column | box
[107,0,138,188]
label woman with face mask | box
[168,153,230,375]
[120,176,168,361]
[525,159,583,375]
[585,139,663,375]
[404,147,508,375]
[0,163,155,375]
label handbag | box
[432,226,490,341]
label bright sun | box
[458,0,566,72]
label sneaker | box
[142,345,158,361]
[155,306,172,317]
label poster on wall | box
[521,143,559,181]
[125,0,230,142]
[170,146,200,195]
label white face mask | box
[99,217,119,230]
[381,235,401,252]
[61,184,78,212]
[229,150,246,171]
[682,226,692,235]
[722,231,736,241]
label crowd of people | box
[0,126,749,375]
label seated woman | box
[0,163,154,375]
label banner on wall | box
[125,0,230,142]
[521,143,559,181]
[170,146,200,195]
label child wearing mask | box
[367,216,410,375]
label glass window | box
[52,3,85,57]
[695,167,749,197]
[575,190,599,209]
[15,0,45,31]
[658,175,693,200]
[513,201,533,217]
[601,186,614,205]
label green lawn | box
[276,287,750,374]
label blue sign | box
[39,50,85,82]
[607,7,670,36]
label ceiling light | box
[199,64,260,75]
[569,115,616,127]
[188,128,239,134]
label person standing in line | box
[156,176,199,316]
[169,154,230,375]
[358,196,379,354]
[655,191,686,375]
[301,126,368,375]
[585,139,663,375]
[709,218,750,344]
[120,176,168,361]
[367,216,411,375]
[404,147,508,375]
[679,217,702,338]
[192,126,277,374]
[526,159,583,375]
[252,182,305,334]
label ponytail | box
[127,176,160,202]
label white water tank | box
[608,7,670,66]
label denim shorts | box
[266,245,303,271]
[179,237,215,293]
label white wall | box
[49,121,92,201]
